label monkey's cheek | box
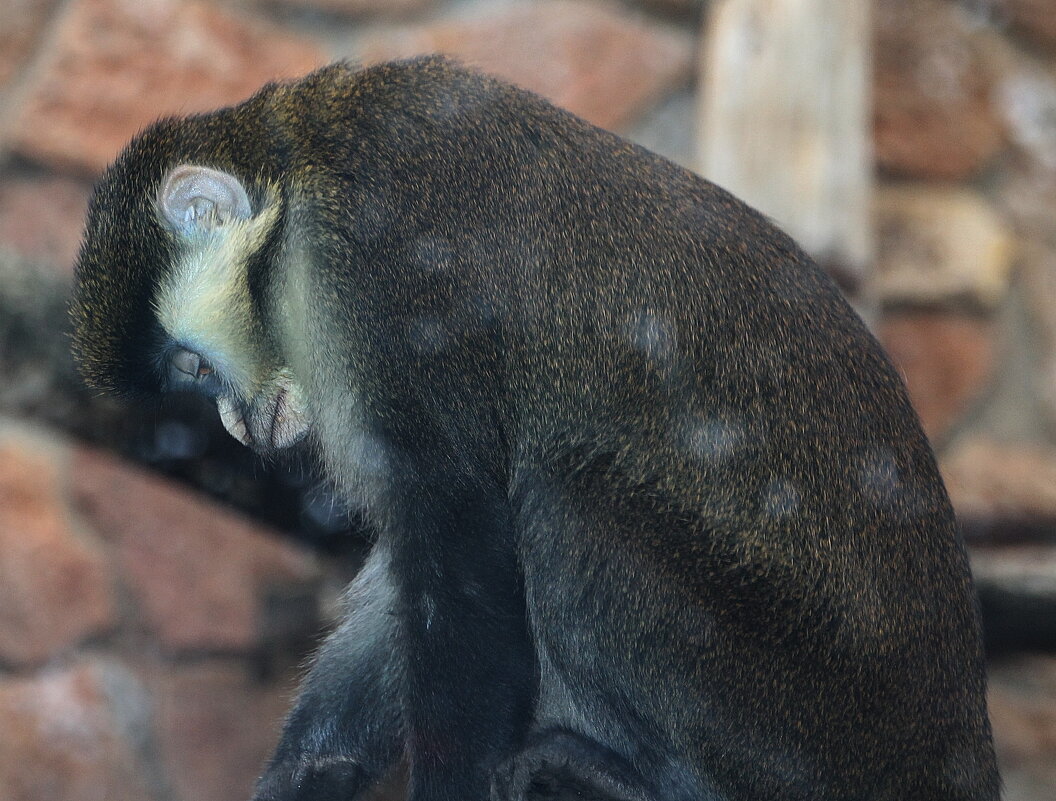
[268,390,311,449]
[265,378,311,450]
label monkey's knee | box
[253,756,369,801]
[491,730,653,801]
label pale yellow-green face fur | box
[153,164,311,451]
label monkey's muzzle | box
[215,374,310,452]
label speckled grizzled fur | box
[72,57,999,801]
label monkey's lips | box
[216,386,310,451]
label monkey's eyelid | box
[171,347,213,379]
[171,348,199,377]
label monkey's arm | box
[384,462,536,801]
[253,545,404,801]
[492,730,656,801]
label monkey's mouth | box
[216,381,310,452]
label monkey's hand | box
[491,730,655,801]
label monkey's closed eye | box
[170,348,214,381]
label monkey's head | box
[72,124,311,453]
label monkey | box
[71,57,999,801]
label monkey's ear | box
[158,165,253,235]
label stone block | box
[1000,0,1056,51]
[137,661,295,801]
[942,438,1056,539]
[0,427,116,668]
[264,0,433,16]
[71,446,319,653]
[9,0,325,174]
[0,0,59,88]
[0,177,91,271]
[878,312,995,444]
[0,660,157,801]
[875,185,1015,308]
[988,656,1056,801]
[874,0,1004,179]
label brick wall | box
[1,1,1055,798]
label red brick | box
[878,312,995,443]
[9,0,325,174]
[0,0,59,88]
[70,447,316,654]
[0,428,116,668]
[1000,0,1056,51]
[0,177,91,271]
[874,0,1005,179]
[138,661,294,801]
[70,447,319,653]
[0,661,157,801]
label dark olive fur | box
[72,57,999,801]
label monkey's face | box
[73,158,311,454]
[152,164,312,452]
[166,345,310,452]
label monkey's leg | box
[491,730,656,801]
[253,545,404,801]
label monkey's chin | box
[216,388,310,452]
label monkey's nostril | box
[171,348,202,378]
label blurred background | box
[1,0,1054,799]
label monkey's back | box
[498,117,994,798]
